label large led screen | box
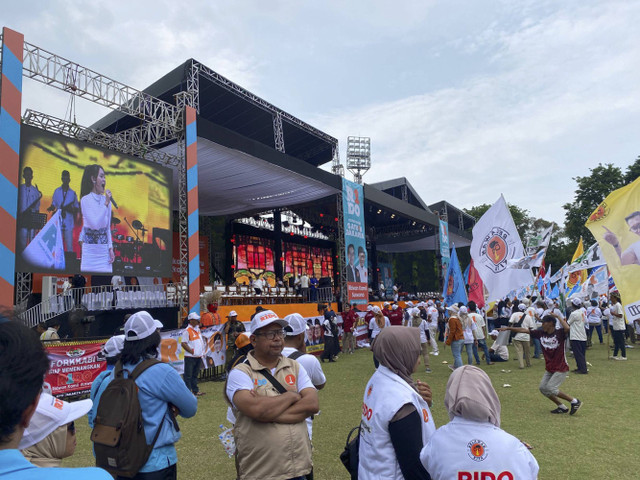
[16,125,173,276]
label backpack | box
[339,425,361,479]
[91,359,163,478]
[510,313,526,341]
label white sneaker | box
[609,356,619,360]
[618,356,628,361]
[431,351,439,356]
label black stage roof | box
[92,59,336,167]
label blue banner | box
[442,244,468,306]
[342,178,368,304]
[439,219,450,273]
[379,262,393,295]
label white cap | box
[392,304,398,310]
[447,305,459,314]
[188,312,201,321]
[409,307,421,317]
[227,310,238,317]
[489,329,499,337]
[250,309,288,334]
[103,334,125,358]
[153,319,163,330]
[406,301,414,307]
[459,306,468,315]
[518,303,527,311]
[19,393,93,449]
[571,297,583,306]
[427,300,435,306]
[366,305,373,311]
[383,302,390,307]
[124,311,158,341]
[372,306,382,314]
[284,313,309,336]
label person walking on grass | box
[567,297,588,374]
[409,308,432,373]
[609,292,627,361]
[502,313,582,415]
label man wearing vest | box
[226,310,319,480]
[181,312,206,397]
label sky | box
[3,0,640,227]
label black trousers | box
[117,464,177,480]
[612,329,626,357]
[183,356,201,393]
[571,339,587,373]
[321,336,337,360]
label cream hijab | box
[445,365,501,427]
[21,424,68,467]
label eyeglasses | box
[255,329,286,340]
[67,421,75,434]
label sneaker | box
[570,399,582,415]
[425,368,432,373]
[609,356,619,360]
[618,356,628,361]
[550,406,568,414]
[448,365,455,371]
[432,352,439,356]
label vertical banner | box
[0,27,24,306]
[439,219,450,273]
[586,176,640,322]
[342,178,368,305]
[442,244,468,306]
[185,106,200,314]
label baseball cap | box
[459,306,468,315]
[372,306,382,314]
[489,329,499,337]
[19,393,93,449]
[103,334,125,358]
[284,313,309,336]
[383,302,390,307]
[227,310,238,317]
[366,305,373,311]
[409,307,421,317]
[153,319,163,330]
[447,305,459,314]
[518,303,527,311]
[427,300,434,306]
[406,301,414,307]
[571,297,583,306]
[124,311,158,341]
[188,312,201,321]
[250,309,288,334]
[235,332,251,349]
[392,304,398,310]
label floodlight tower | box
[346,136,371,184]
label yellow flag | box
[566,238,587,290]
[586,176,640,322]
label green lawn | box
[66,339,639,479]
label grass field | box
[66,338,639,479]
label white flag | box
[549,263,567,283]
[22,211,66,270]
[566,243,606,273]
[471,195,533,302]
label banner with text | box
[586,176,640,322]
[44,342,106,397]
[342,178,368,304]
[439,219,450,274]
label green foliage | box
[563,163,624,246]
[624,156,640,185]
[464,203,532,240]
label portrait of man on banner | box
[586,176,640,322]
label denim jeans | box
[183,356,201,394]
[473,338,492,364]
[464,343,475,364]
[533,337,542,358]
[451,339,464,368]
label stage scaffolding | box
[1,33,191,315]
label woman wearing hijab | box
[459,307,478,365]
[359,326,436,480]
[420,366,539,480]
[370,306,391,367]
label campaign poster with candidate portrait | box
[16,125,173,276]
[586,176,640,322]
[342,178,368,304]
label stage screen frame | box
[16,125,174,277]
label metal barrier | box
[19,283,186,328]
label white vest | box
[420,416,539,480]
[359,365,436,480]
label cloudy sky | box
[4,0,640,225]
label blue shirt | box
[0,449,111,479]
[89,360,197,473]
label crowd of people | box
[2,285,636,479]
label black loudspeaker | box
[319,276,332,288]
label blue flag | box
[549,284,559,299]
[442,245,468,306]
[463,263,470,283]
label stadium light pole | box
[346,136,371,185]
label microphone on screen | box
[110,196,119,209]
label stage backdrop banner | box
[44,342,106,398]
[342,178,368,305]
[17,125,173,277]
[586,176,640,323]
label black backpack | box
[91,359,163,478]
[510,312,527,341]
[339,425,361,479]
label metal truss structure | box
[5,36,190,313]
[334,193,347,306]
[186,60,338,155]
[331,144,345,177]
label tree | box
[464,203,532,240]
[563,163,624,246]
[624,156,640,185]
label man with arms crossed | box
[226,310,319,480]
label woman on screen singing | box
[79,164,114,273]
